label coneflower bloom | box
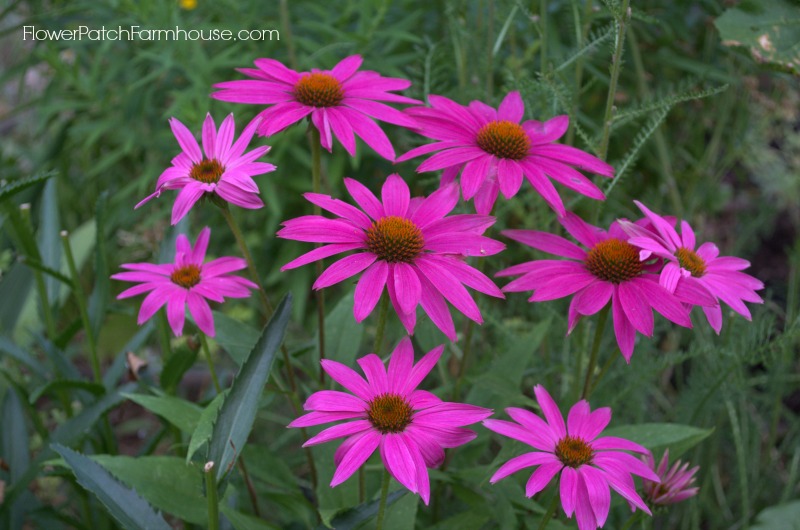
[484,385,659,530]
[136,114,274,224]
[288,338,492,503]
[111,227,256,337]
[642,449,699,506]
[397,91,614,215]
[497,212,715,361]
[277,173,505,341]
[211,55,420,161]
[621,201,764,334]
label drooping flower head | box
[642,449,699,506]
[484,385,660,530]
[288,338,493,503]
[397,91,614,215]
[136,113,274,224]
[620,201,764,334]
[277,173,505,341]
[212,55,421,161]
[111,227,256,337]
[497,212,715,361]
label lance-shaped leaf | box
[51,444,172,530]
[208,293,292,482]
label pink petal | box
[303,420,372,447]
[169,117,202,163]
[304,390,366,412]
[418,147,484,173]
[357,354,388,394]
[460,156,492,200]
[559,212,604,249]
[281,243,363,271]
[191,227,211,263]
[532,144,614,177]
[497,91,524,122]
[331,55,363,81]
[574,471,600,530]
[419,277,455,340]
[525,462,563,497]
[408,389,442,409]
[426,255,503,298]
[402,433,431,504]
[343,177,384,220]
[521,161,565,216]
[330,430,381,486]
[410,182,460,229]
[702,303,723,334]
[339,107,395,161]
[327,107,357,156]
[381,173,410,217]
[618,282,655,337]
[321,359,374,401]
[560,466,579,517]
[171,184,205,225]
[353,261,389,322]
[591,436,649,454]
[388,337,414,394]
[401,345,444,395]
[490,452,558,483]
[497,159,524,199]
[288,410,364,428]
[201,113,217,159]
[505,407,559,449]
[415,257,482,323]
[313,253,377,289]
[187,291,215,337]
[534,385,566,438]
[632,277,691,328]
[483,419,553,451]
[502,229,586,260]
[166,293,187,336]
[380,434,418,495]
[413,403,492,427]
[611,289,636,363]
[523,115,569,144]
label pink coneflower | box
[111,227,256,337]
[620,201,764,334]
[497,212,715,361]
[212,55,420,161]
[484,385,660,530]
[397,91,614,215]
[288,338,492,503]
[277,173,505,341]
[136,113,274,224]
[642,449,699,506]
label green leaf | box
[37,178,61,305]
[29,380,106,404]
[2,388,30,483]
[122,392,202,434]
[751,501,800,530]
[0,172,55,202]
[51,444,172,530]
[159,348,198,393]
[187,390,227,464]
[715,0,800,74]
[210,310,261,365]
[315,490,406,530]
[51,384,133,446]
[602,423,714,459]
[323,290,364,367]
[209,293,291,482]
[88,192,110,338]
[0,336,48,378]
[221,507,282,530]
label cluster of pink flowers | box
[111,54,764,529]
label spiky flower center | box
[585,238,643,283]
[170,264,201,288]
[367,393,413,434]
[190,159,224,184]
[293,73,344,107]
[676,247,706,278]
[366,216,424,263]
[555,435,593,468]
[476,120,531,160]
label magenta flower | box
[484,385,660,530]
[642,449,699,506]
[277,173,505,341]
[136,113,274,224]
[497,212,715,361]
[111,227,256,337]
[397,91,614,215]
[288,338,492,503]
[621,201,764,334]
[211,55,420,161]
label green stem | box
[598,0,631,160]
[568,0,594,146]
[536,486,561,530]
[278,0,298,70]
[589,347,619,396]
[60,231,101,383]
[373,293,390,356]
[204,462,220,530]
[308,124,327,385]
[619,509,645,530]
[486,0,495,99]
[199,333,222,394]
[581,304,610,400]
[539,0,547,73]
[452,319,475,400]
[156,311,173,362]
[375,468,391,530]
[219,206,272,317]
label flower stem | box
[308,124,327,385]
[598,0,631,160]
[199,333,222,394]
[219,205,273,317]
[581,304,610,400]
[60,230,101,383]
[567,0,594,146]
[204,462,220,530]
[375,468,392,530]
[536,487,561,530]
[539,0,548,73]
[619,509,645,530]
[373,293,390,356]
[278,0,298,70]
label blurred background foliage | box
[0,0,798,529]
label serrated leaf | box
[602,423,713,459]
[716,0,800,74]
[0,172,56,202]
[122,392,202,434]
[187,390,227,464]
[209,294,291,482]
[51,445,172,530]
[315,490,406,530]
